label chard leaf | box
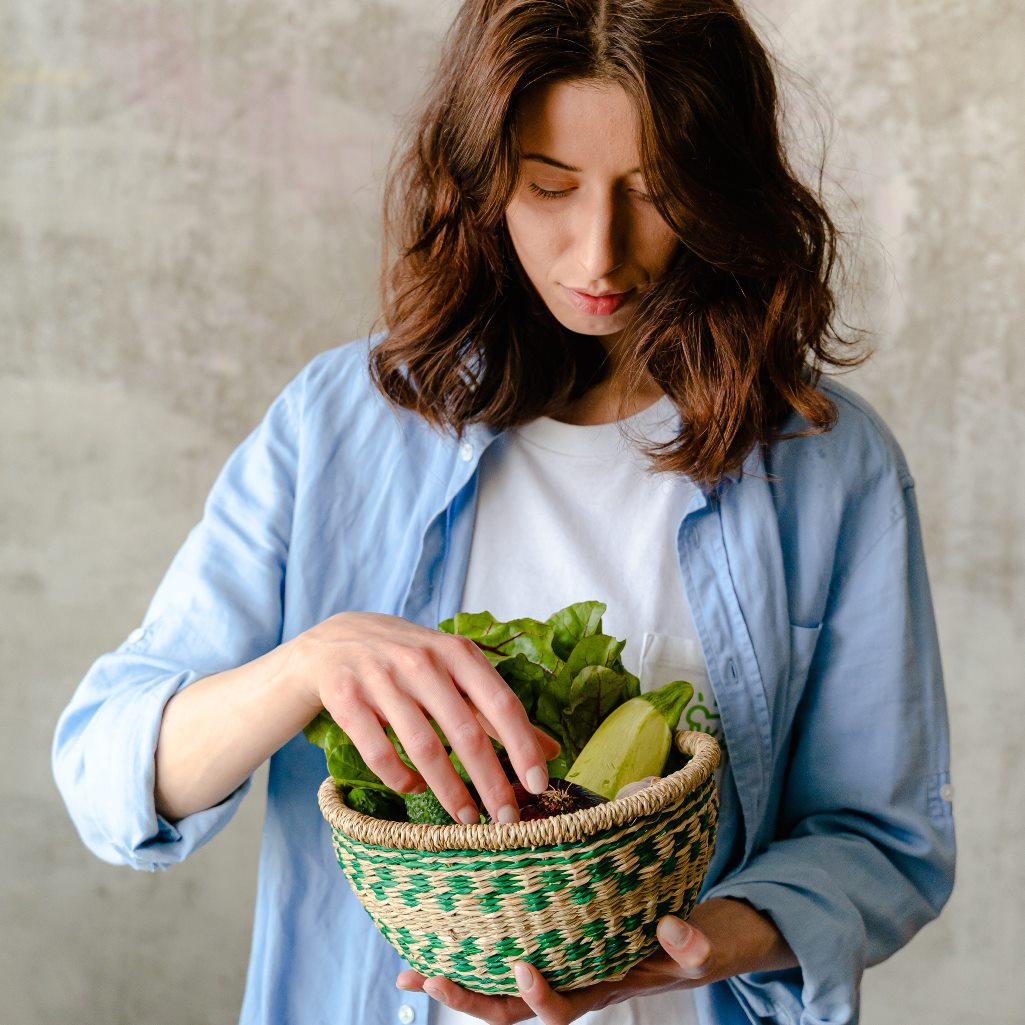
[560,665,636,760]
[546,601,607,661]
[535,630,640,762]
[493,653,551,718]
[534,667,574,744]
[564,633,627,677]
[444,611,562,672]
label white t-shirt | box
[436,396,707,1025]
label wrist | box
[687,897,797,977]
[268,630,328,724]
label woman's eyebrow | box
[521,152,581,172]
[521,152,642,175]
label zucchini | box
[565,678,693,800]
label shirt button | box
[397,1005,416,1024]
[939,783,955,802]
[126,627,145,644]
[460,441,474,461]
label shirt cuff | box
[704,871,861,1025]
[55,666,252,870]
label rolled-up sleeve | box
[52,375,301,870]
[707,479,956,1024]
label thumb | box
[657,916,713,980]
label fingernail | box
[525,766,547,795]
[512,961,535,991]
[457,806,478,824]
[658,915,690,947]
[660,917,711,976]
[680,935,712,975]
[497,803,519,824]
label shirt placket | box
[399,425,495,629]
[678,488,774,865]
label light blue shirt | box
[53,338,955,1025]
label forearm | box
[154,640,319,821]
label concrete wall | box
[2,1,1021,1022]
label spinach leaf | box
[303,709,346,753]
[346,786,406,820]
[326,739,393,792]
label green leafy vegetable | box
[565,678,695,800]
[546,600,607,661]
[438,612,562,672]
[305,601,642,817]
[441,601,640,766]
[403,788,457,825]
[347,786,406,820]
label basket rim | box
[317,729,720,853]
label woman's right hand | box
[283,612,561,824]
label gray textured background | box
[2,1,1023,1023]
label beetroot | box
[489,777,608,822]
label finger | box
[395,969,426,992]
[512,961,578,1025]
[421,974,531,1024]
[422,685,522,824]
[533,725,562,761]
[510,951,681,1022]
[329,699,425,794]
[657,916,713,980]
[383,694,481,824]
[476,713,562,762]
[445,638,552,794]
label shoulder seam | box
[816,376,915,490]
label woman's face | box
[504,79,679,349]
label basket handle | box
[674,729,722,769]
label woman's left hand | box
[395,897,796,1024]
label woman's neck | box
[554,375,665,426]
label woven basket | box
[317,730,720,994]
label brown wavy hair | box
[370,0,864,486]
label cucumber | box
[565,678,694,800]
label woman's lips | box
[565,287,634,317]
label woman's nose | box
[574,193,625,283]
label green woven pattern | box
[330,778,717,992]
[320,733,720,995]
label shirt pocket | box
[779,622,823,733]
[638,632,724,751]
[787,623,822,692]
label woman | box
[53,2,955,1023]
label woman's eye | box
[526,182,571,200]
[524,181,652,203]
